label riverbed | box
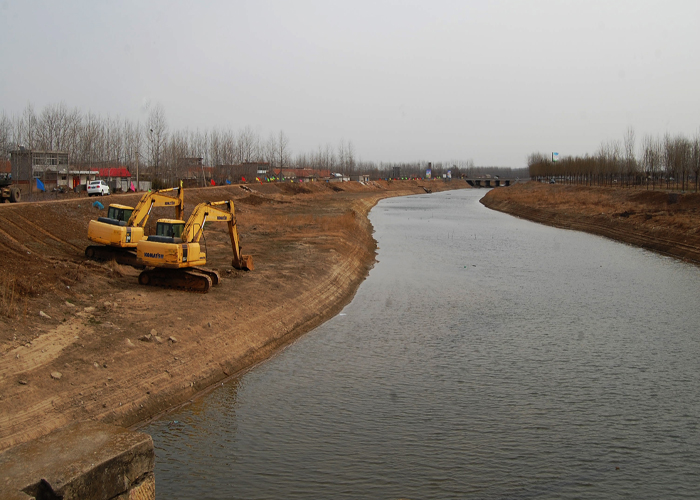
[145,188,700,499]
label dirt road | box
[0,179,467,451]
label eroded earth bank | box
[0,180,466,453]
[482,182,700,264]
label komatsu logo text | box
[216,216,227,220]
[144,252,164,259]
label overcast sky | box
[1,0,699,167]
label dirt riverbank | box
[0,179,468,451]
[481,182,700,264]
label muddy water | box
[144,188,700,499]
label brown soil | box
[481,182,700,263]
[0,179,468,452]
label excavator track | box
[85,246,142,268]
[193,267,220,285]
[138,268,213,293]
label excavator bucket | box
[233,254,254,271]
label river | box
[144,188,700,499]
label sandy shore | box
[0,179,468,452]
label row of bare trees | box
[0,102,348,184]
[0,103,300,185]
[529,128,700,191]
[2,101,496,183]
[346,160,526,181]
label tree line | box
[0,102,492,184]
[528,128,700,191]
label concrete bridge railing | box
[465,178,516,187]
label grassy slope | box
[481,182,700,264]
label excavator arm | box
[182,200,253,270]
[127,181,184,227]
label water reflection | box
[145,189,700,499]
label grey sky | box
[1,0,698,167]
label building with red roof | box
[97,167,131,179]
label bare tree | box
[146,103,169,183]
[337,139,347,175]
[675,135,692,191]
[292,151,308,169]
[662,133,674,189]
[276,130,290,171]
[0,112,12,158]
[692,132,700,192]
[192,128,209,167]
[323,143,335,171]
[527,152,550,180]
[17,103,38,149]
[642,135,661,190]
[263,133,277,168]
[347,140,356,174]
[123,119,143,189]
[77,111,103,166]
[623,126,637,187]
[164,130,191,185]
[597,140,621,185]
[37,103,61,150]
[237,126,259,163]
[103,115,126,165]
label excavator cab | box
[98,204,135,227]
[106,205,134,224]
[148,219,185,243]
[156,220,185,238]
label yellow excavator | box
[136,199,253,292]
[85,182,184,267]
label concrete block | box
[0,421,154,500]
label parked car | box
[87,180,110,196]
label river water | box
[144,188,700,499]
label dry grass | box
[495,184,637,212]
[1,276,27,319]
[506,185,622,212]
[486,182,700,233]
[286,211,360,234]
[1,276,16,318]
[105,260,130,277]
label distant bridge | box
[465,178,519,188]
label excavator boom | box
[127,181,184,227]
[180,200,253,270]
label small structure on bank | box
[10,148,71,194]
